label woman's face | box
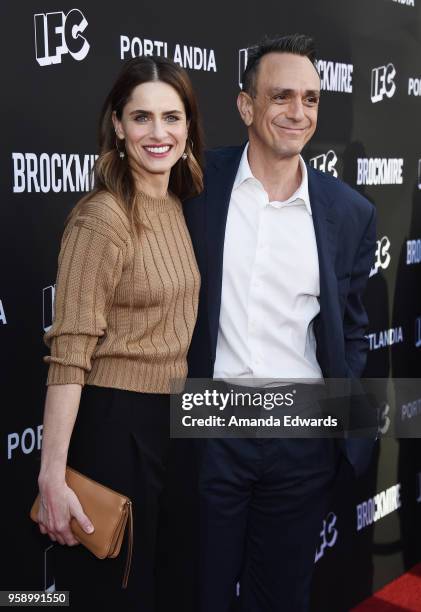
[113,80,188,181]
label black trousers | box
[53,385,170,611]
[197,437,341,612]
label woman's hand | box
[37,477,94,546]
[36,384,89,546]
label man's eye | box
[273,95,287,102]
[306,97,319,105]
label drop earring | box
[182,137,193,160]
[115,135,125,159]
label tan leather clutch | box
[30,467,133,588]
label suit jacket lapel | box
[206,146,245,358]
[307,166,341,376]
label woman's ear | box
[112,110,125,140]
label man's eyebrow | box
[269,88,320,97]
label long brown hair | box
[72,56,204,230]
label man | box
[183,34,376,612]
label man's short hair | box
[242,34,318,97]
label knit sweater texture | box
[44,190,200,393]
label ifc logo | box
[34,9,90,66]
[309,150,338,177]
[378,402,391,435]
[315,512,338,562]
[370,63,396,103]
[369,236,391,278]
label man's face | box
[239,52,320,159]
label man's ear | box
[237,91,254,127]
[112,110,125,140]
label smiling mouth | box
[143,145,173,157]
[279,126,307,132]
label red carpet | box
[352,563,421,611]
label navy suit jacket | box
[183,144,377,474]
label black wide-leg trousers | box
[197,437,341,612]
[53,385,170,611]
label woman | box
[35,56,203,611]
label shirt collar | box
[233,142,255,190]
[233,142,312,215]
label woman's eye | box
[166,115,179,122]
[134,115,148,122]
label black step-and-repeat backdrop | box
[1,1,421,609]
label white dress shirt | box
[213,144,323,384]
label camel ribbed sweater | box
[44,190,200,393]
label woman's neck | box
[130,162,170,199]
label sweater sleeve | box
[44,213,125,385]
